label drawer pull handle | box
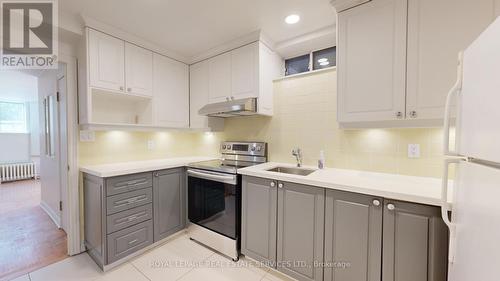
[114,179,149,190]
[128,239,138,245]
[114,211,148,224]
[114,195,147,207]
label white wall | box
[0,71,39,167]
[0,133,30,163]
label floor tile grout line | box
[129,261,152,281]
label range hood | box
[198,98,257,117]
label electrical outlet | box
[408,144,420,158]
[79,130,95,142]
[147,140,155,150]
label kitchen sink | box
[266,166,316,176]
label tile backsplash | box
[79,68,448,178]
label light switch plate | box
[408,144,420,158]
[80,130,95,142]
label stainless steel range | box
[187,141,267,261]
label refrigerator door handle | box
[442,157,463,263]
[443,52,464,157]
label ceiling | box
[59,0,336,59]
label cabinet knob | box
[278,183,283,188]
[387,203,395,211]
[231,96,235,100]
[270,181,275,187]
[226,97,230,101]
[372,199,381,206]
[127,87,132,92]
[395,111,403,119]
[409,111,417,118]
[119,86,124,91]
[154,172,159,177]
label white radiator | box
[0,162,37,183]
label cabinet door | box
[88,29,125,92]
[337,0,407,123]
[382,200,448,281]
[190,61,210,128]
[406,0,494,120]
[277,182,324,281]
[153,168,186,242]
[324,190,383,281]
[208,52,231,103]
[241,176,277,265]
[153,54,189,128]
[231,42,258,99]
[125,43,153,96]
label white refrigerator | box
[442,16,500,281]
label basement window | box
[285,54,310,76]
[313,47,336,70]
[284,46,336,76]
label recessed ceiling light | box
[318,58,328,63]
[320,61,330,66]
[285,14,300,25]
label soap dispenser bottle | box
[318,150,325,169]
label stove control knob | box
[257,146,261,152]
[251,146,256,151]
[227,145,231,150]
[222,145,226,149]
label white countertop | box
[237,162,453,207]
[80,157,216,177]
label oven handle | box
[187,169,237,185]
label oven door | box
[187,168,240,240]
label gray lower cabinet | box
[242,176,449,281]
[277,181,325,281]
[382,200,448,281]
[153,168,186,242]
[324,190,383,281]
[84,168,186,269]
[241,176,277,266]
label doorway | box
[0,63,71,280]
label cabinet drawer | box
[107,220,153,264]
[107,204,152,234]
[106,172,153,196]
[106,188,152,215]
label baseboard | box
[40,200,61,228]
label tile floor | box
[9,234,293,281]
[0,180,68,281]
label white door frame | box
[59,53,81,255]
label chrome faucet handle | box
[291,148,302,167]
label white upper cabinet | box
[125,43,153,97]
[337,0,407,123]
[231,43,258,100]
[337,0,496,126]
[405,0,494,120]
[190,61,211,128]
[153,54,189,128]
[208,52,232,103]
[88,29,125,92]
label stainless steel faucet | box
[292,148,302,167]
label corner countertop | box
[237,162,453,207]
[80,157,216,178]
